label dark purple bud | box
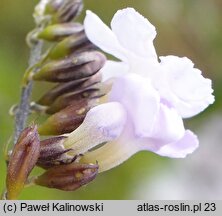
[37,72,102,106]
[33,51,106,82]
[35,163,98,191]
[46,86,103,114]
[38,101,94,135]
[6,125,40,200]
[37,136,78,169]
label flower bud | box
[33,51,106,82]
[46,86,103,114]
[45,82,110,114]
[38,101,94,135]
[37,72,102,106]
[35,163,98,191]
[6,125,40,200]
[45,0,83,24]
[47,32,92,60]
[37,136,78,169]
[38,23,84,41]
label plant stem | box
[14,39,43,144]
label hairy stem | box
[14,39,43,144]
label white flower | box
[84,8,214,118]
[157,56,214,118]
[61,7,214,173]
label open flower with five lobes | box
[64,74,199,173]
[84,8,214,118]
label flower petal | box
[64,102,127,154]
[100,60,129,81]
[151,101,185,144]
[80,125,140,173]
[155,130,199,158]
[159,56,215,118]
[84,10,126,61]
[109,73,160,137]
[111,8,157,59]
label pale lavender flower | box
[64,74,199,172]
[84,8,214,118]
[63,8,214,172]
